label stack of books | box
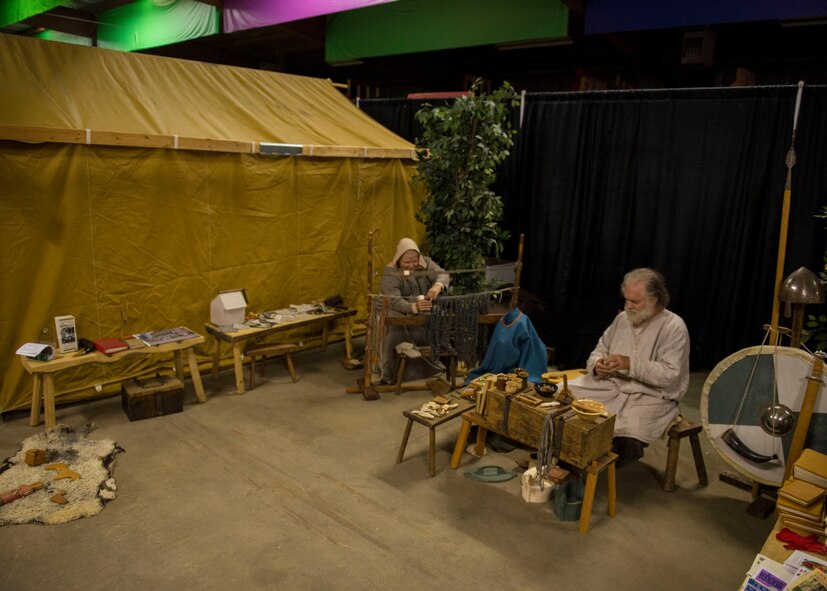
[777,449,827,536]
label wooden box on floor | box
[558,414,615,469]
[121,376,184,421]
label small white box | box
[210,290,247,329]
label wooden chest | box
[483,384,615,469]
[121,375,184,421]
[484,387,567,449]
[558,413,616,469]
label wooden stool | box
[397,396,475,476]
[245,343,299,389]
[663,418,709,492]
[577,451,618,533]
[393,346,457,395]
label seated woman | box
[378,238,449,384]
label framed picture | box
[54,315,78,353]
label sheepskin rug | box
[0,423,123,525]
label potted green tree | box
[414,78,519,294]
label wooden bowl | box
[571,399,606,423]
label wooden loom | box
[346,234,525,399]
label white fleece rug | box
[0,423,123,525]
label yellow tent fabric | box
[0,34,425,414]
[0,34,412,148]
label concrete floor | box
[0,339,774,590]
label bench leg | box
[663,436,681,492]
[474,425,488,457]
[689,433,709,486]
[285,354,297,383]
[450,417,472,469]
[395,357,407,396]
[249,355,257,390]
[397,418,414,464]
[607,462,617,517]
[579,470,599,533]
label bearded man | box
[568,268,690,466]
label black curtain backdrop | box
[359,86,827,370]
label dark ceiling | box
[4,3,827,98]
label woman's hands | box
[426,282,444,301]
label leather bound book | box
[778,477,826,507]
[93,338,129,355]
[794,449,827,489]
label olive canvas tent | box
[0,33,424,413]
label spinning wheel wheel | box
[701,346,827,487]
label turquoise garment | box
[466,308,548,384]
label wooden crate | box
[121,375,184,421]
[558,414,616,469]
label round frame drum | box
[701,346,826,487]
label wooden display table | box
[20,335,206,428]
[204,307,356,394]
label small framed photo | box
[54,315,78,353]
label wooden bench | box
[244,343,299,390]
[397,395,475,477]
[393,346,457,395]
[579,451,618,533]
[663,418,709,492]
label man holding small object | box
[569,268,690,466]
[377,238,449,384]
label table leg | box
[233,342,245,394]
[29,374,43,427]
[344,317,353,360]
[186,348,207,403]
[43,375,56,429]
[173,350,185,383]
[579,470,599,534]
[450,416,472,469]
[211,337,221,380]
[429,427,436,477]
[397,418,413,464]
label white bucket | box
[521,467,556,503]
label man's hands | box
[594,354,630,379]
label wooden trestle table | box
[20,335,206,429]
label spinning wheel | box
[701,345,827,487]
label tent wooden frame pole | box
[0,124,416,160]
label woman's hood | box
[388,237,426,268]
